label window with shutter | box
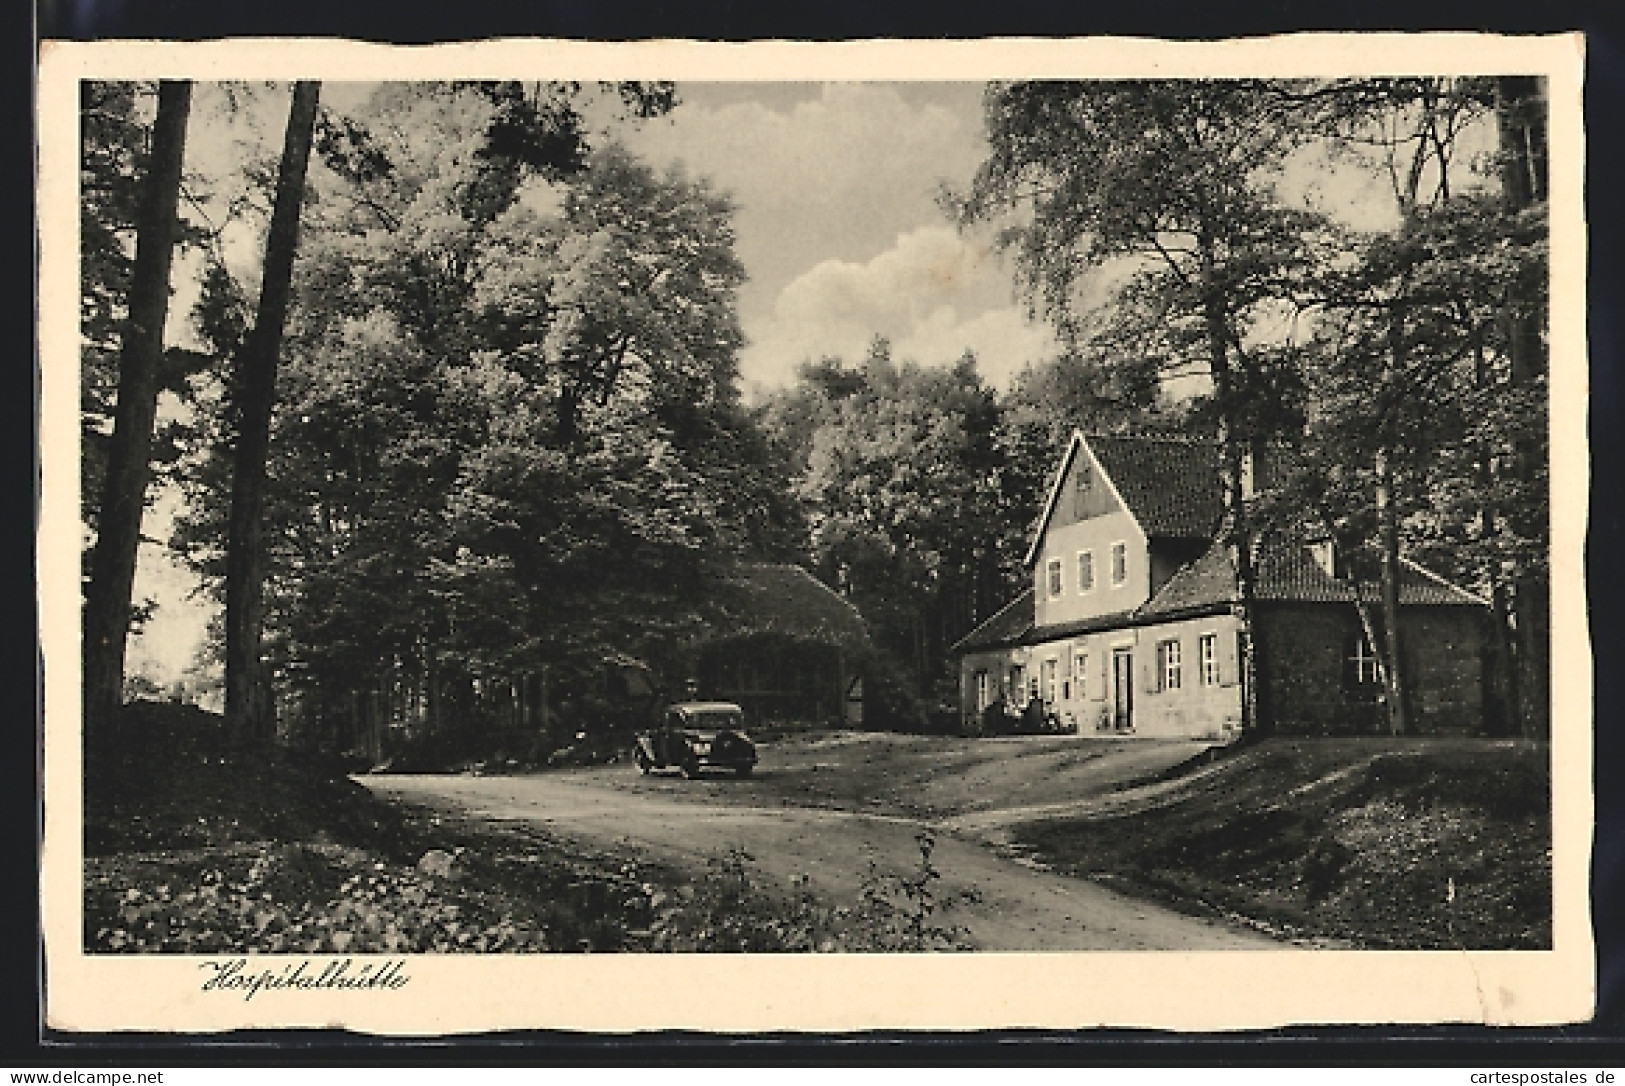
[1157,638,1182,691]
[1199,633,1219,686]
[1218,628,1240,687]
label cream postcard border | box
[37,33,1593,1034]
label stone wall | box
[1257,603,1489,735]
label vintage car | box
[634,701,757,778]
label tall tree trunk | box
[224,81,321,743]
[1204,278,1265,734]
[1496,75,1550,739]
[1374,447,1411,735]
[82,80,193,732]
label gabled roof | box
[1022,432,1223,566]
[1087,435,1224,541]
[709,563,873,651]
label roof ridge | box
[1395,556,1492,606]
[1082,432,1214,445]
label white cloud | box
[744,225,1055,390]
[626,83,1001,376]
[894,305,1055,389]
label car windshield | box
[685,710,743,730]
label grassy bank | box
[1012,737,1552,949]
[84,702,958,953]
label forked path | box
[361,771,1277,951]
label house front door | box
[1112,648,1134,732]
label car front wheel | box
[681,754,702,779]
[634,748,652,775]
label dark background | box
[18,0,1625,1066]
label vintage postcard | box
[38,33,1592,1034]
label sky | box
[621,82,1056,395]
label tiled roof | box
[959,543,1486,656]
[1256,538,1353,602]
[1087,435,1225,540]
[711,564,873,651]
[1141,541,1240,614]
[950,589,1035,653]
[1142,539,1489,611]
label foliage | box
[80,80,147,516]
[640,836,973,952]
[164,85,791,747]
[86,843,554,954]
[953,81,1320,367]
[760,342,1009,700]
[853,831,976,951]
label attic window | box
[1110,542,1128,586]
[1074,462,1092,498]
[1310,539,1337,577]
[1046,558,1063,597]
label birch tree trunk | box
[1375,448,1411,734]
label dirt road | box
[362,760,1278,951]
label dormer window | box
[1046,558,1063,597]
[1310,539,1336,577]
[1110,541,1128,587]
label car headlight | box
[691,742,712,754]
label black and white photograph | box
[39,35,1591,1033]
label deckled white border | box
[37,33,1593,1034]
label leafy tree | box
[1294,77,1546,736]
[80,79,147,521]
[82,79,193,732]
[1493,76,1550,737]
[434,146,762,688]
[171,83,788,752]
[787,341,1006,704]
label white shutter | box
[1219,625,1240,687]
